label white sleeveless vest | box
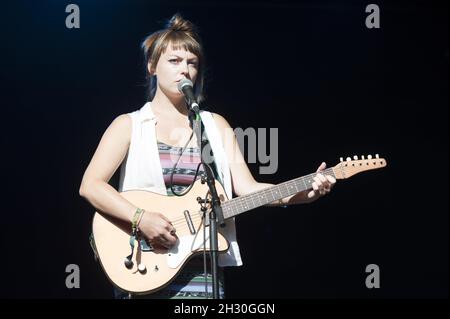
[118,102,242,267]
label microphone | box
[177,78,199,112]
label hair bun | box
[166,13,196,33]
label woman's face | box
[150,45,199,99]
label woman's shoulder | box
[106,113,132,136]
[112,113,132,125]
[208,112,232,129]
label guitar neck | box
[222,168,335,219]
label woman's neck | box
[151,89,190,118]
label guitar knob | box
[138,263,147,273]
[340,157,343,162]
[361,155,365,160]
[375,154,379,158]
[367,154,372,159]
[124,258,134,269]
[353,155,358,160]
[346,157,351,162]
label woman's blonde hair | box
[141,13,205,103]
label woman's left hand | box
[306,162,336,201]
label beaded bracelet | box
[124,207,145,270]
[131,208,145,234]
[136,209,146,230]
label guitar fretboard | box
[222,168,335,219]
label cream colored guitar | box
[92,155,387,294]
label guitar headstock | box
[332,154,387,179]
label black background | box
[0,0,447,298]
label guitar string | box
[167,160,383,226]
[166,168,337,226]
[141,162,383,236]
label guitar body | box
[92,179,230,295]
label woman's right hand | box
[138,211,178,249]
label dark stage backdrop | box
[0,0,447,298]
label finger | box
[155,237,169,249]
[157,235,173,249]
[165,223,176,232]
[313,177,322,188]
[308,190,316,199]
[314,176,326,195]
[317,174,327,183]
[316,162,326,172]
[312,181,318,191]
[326,175,336,184]
[164,233,178,246]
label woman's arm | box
[212,113,335,206]
[79,114,137,222]
[79,114,177,248]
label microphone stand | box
[188,103,224,300]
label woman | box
[79,13,335,299]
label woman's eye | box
[169,59,197,67]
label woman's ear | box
[147,62,156,76]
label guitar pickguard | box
[167,231,211,269]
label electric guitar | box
[92,155,387,294]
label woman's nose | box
[180,61,189,77]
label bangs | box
[158,32,203,59]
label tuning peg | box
[340,157,343,162]
[346,157,351,162]
[375,154,379,158]
[353,155,358,160]
[367,154,372,159]
[361,155,365,160]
